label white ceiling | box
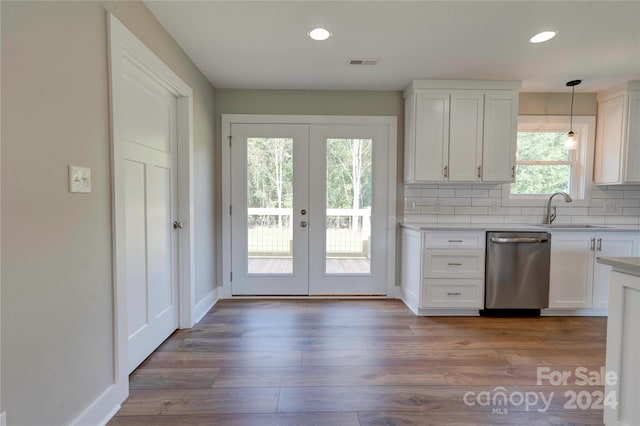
[144,1,640,92]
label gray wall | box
[214,89,405,286]
[0,1,216,425]
[519,92,598,116]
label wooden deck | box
[249,258,370,274]
[109,299,607,426]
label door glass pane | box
[247,138,293,274]
[325,138,372,274]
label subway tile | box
[618,199,640,207]
[489,189,503,198]
[557,207,589,216]
[403,214,437,223]
[605,216,640,225]
[455,189,489,198]
[623,190,640,198]
[421,189,455,197]
[471,198,497,207]
[437,215,471,224]
[504,215,541,224]
[439,198,472,206]
[574,216,606,224]
[589,208,622,216]
[422,206,454,215]
[438,184,474,189]
[404,188,422,197]
[490,207,523,215]
[454,206,489,215]
[470,215,505,224]
[622,208,640,216]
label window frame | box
[502,115,596,207]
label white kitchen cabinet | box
[603,268,640,426]
[482,91,519,182]
[594,81,640,185]
[548,232,639,312]
[401,228,484,315]
[404,80,521,184]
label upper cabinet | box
[404,80,521,184]
[594,81,640,185]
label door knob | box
[301,209,307,215]
[300,221,308,228]
[173,221,183,230]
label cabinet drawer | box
[424,250,484,278]
[421,279,483,308]
[424,232,484,249]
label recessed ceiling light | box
[309,28,331,41]
[529,31,557,43]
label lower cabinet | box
[604,270,640,426]
[401,228,484,315]
[547,232,639,313]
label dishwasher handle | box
[490,236,549,244]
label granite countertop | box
[400,223,640,232]
[597,257,640,277]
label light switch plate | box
[69,165,91,193]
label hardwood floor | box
[109,300,607,426]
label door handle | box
[511,166,515,178]
[477,166,482,178]
[300,221,308,228]
[597,238,602,251]
[300,209,307,215]
[447,292,462,296]
[443,165,448,178]
[590,238,595,251]
[173,221,183,230]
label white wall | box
[0,1,216,425]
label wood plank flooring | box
[109,299,607,426]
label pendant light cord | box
[570,85,574,132]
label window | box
[503,116,595,205]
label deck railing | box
[247,207,371,258]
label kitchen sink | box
[534,224,609,229]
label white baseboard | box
[542,308,608,317]
[192,288,219,324]
[70,382,127,426]
[1,411,7,426]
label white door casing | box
[108,12,194,398]
[221,115,397,298]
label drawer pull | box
[448,240,463,243]
[447,263,463,266]
[447,292,462,296]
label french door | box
[230,122,391,295]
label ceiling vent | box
[349,58,380,66]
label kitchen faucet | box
[545,192,572,224]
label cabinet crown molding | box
[406,79,522,95]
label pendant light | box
[565,79,582,150]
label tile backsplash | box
[403,183,640,225]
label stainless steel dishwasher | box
[485,232,551,311]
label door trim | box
[108,13,194,403]
[221,114,397,299]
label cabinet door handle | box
[597,238,602,251]
[447,262,463,266]
[511,166,515,178]
[443,165,448,178]
[477,166,482,178]
[448,239,463,243]
[447,292,462,296]
[590,238,595,251]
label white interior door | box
[121,56,179,373]
[230,124,309,295]
[308,124,389,295]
